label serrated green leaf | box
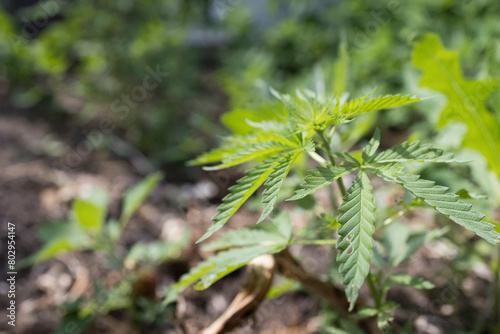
[169,217,291,302]
[201,213,292,252]
[121,172,163,223]
[287,165,357,201]
[188,146,239,166]
[374,169,500,244]
[336,88,419,120]
[301,137,316,152]
[201,227,284,252]
[203,141,292,171]
[258,152,298,223]
[197,155,281,243]
[272,87,340,131]
[399,174,499,244]
[189,132,296,167]
[366,163,404,182]
[336,171,376,310]
[188,244,284,291]
[371,140,455,164]
[413,33,500,177]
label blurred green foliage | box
[2,0,500,167]
[21,172,191,329]
[20,172,165,266]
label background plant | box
[20,173,190,332]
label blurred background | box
[1,0,500,333]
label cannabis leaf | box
[202,212,292,252]
[397,174,499,244]
[372,167,500,244]
[179,245,280,289]
[192,84,420,243]
[336,88,420,120]
[197,155,282,243]
[189,133,296,167]
[166,214,292,303]
[371,140,456,163]
[287,165,357,201]
[188,146,238,166]
[336,171,376,310]
[270,88,338,131]
[413,33,500,177]
[258,152,298,223]
[203,141,292,171]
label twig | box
[274,248,380,333]
[201,254,276,334]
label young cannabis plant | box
[177,87,500,311]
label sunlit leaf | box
[121,172,163,223]
[413,33,500,176]
[336,171,376,310]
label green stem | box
[316,129,347,197]
[367,272,382,309]
[291,239,337,245]
[375,208,410,232]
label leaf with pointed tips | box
[373,168,500,244]
[336,89,419,120]
[202,212,292,252]
[180,244,283,291]
[167,215,292,303]
[371,141,455,164]
[366,163,404,182]
[203,141,293,171]
[188,146,239,166]
[189,132,296,167]
[336,171,376,310]
[258,152,298,223]
[287,165,357,201]
[197,155,281,243]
